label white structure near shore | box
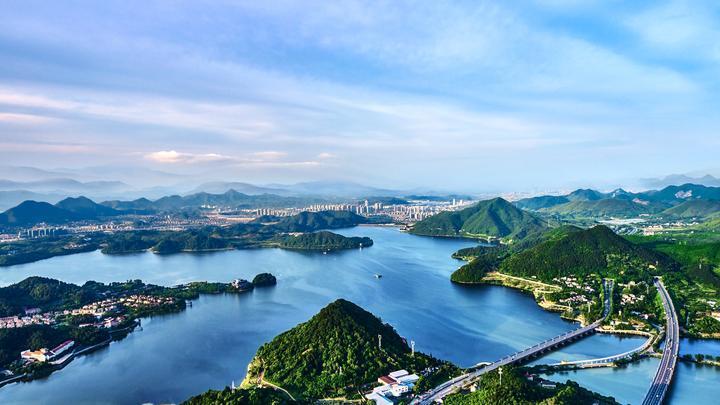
[367,369,420,404]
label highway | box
[417,279,613,404]
[642,278,679,405]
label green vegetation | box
[184,386,296,405]
[274,231,372,251]
[541,199,657,218]
[1,210,370,267]
[410,197,548,242]
[0,275,273,376]
[0,197,122,226]
[102,190,329,213]
[0,325,109,373]
[499,225,674,282]
[252,273,277,287]
[626,232,720,336]
[451,248,507,283]
[269,211,367,233]
[449,226,582,284]
[515,184,720,220]
[443,367,618,405]
[243,299,447,400]
[661,199,720,219]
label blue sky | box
[0,0,719,191]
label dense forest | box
[243,299,446,400]
[275,231,372,251]
[410,197,547,241]
[498,225,676,282]
[444,367,618,405]
[183,386,295,405]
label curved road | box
[642,278,679,405]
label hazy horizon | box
[2,1,719,192]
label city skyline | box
[1,1,719,191]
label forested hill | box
[269,210,366,232]
[661,199,720,219]
[499,225,676,281]
[276,231,372,251]
[243,299,441,400]
[410,197,547,241]
[0,197,122,226]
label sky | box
[0,0,719,192]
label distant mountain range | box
[640,174,720,188]
[102,189,329,212]
[410,197,548,240]
[515,183,720,218]
[0,178,130,194]
[0,197,122,226]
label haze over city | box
[2,1,719,192]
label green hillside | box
[410,198,547,241]
[276,231,372,251]
[540,199,657,218]
[451,226,583,283]
[0,201,77,226]
[183,387,294,405]
[55,196,121,218]
[242,299,442,400]
[444,367,618,405]
[499,225,675,282]
[270,211,367,232]
[661,199,720,219]
[514,195,569,210]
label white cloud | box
[145,150,233,164]
[251,151,287,160]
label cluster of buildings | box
[621,292,646,306]
[0,310,54,329]
[366,369,420,405]
[552,276,597,308]
[21,340,75,363]
[218,199,475,225]
[0,294,173,331]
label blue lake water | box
[0,226,718,404]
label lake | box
[1,226,718,404]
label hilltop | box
[499,225,675,282]
[0,201,78,226]
[410,197,547,241]
[242,299,443,400]
[451,225,675,284]
[269,210,367,233]
[55,196,121,218]
[514,183,720,219]
[0,196,121,226]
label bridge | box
[417,279,614,404]
[642,278,679,405]
[550,332,654,368]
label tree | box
[28,331,49,350]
